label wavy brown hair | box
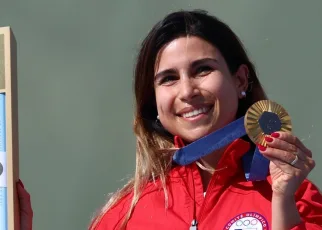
[89,9,267,229]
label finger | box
[271,132,312,157]
[265,136,308,161]
[258,145,303,170]
[259,145,315,171]
[265,136,297,153]
[263,154,300,175]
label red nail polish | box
[271,132,280,138]
[257,144,267,151]
[18,179,24,188]
[265,136,273,142]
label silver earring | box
[155,115,161,125]
[241,91,246,97]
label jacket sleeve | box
[290,179,322,229]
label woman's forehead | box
[155,36,221,72]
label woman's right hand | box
[17,179,33,230]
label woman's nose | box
[178,78,199,102]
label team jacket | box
[94,137,322,229]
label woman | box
[88,10,322,230]
[88,9,322,230]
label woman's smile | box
[177,104,214,122]
[154,36,246,142]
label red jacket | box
[93,138,322,229]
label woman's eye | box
[196,65,213,75]
[159,75,177,85]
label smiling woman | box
[88,10,322,230]
[154,36,248,143]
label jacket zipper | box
[188,164,225,229]
[189,219,198,230]
[195,173,219,225]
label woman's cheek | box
[156,90,175,118]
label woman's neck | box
[197,148,226,192]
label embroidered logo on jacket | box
[223,212,269,230]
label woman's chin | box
[180,129,213,143]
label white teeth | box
[182,107,208,118]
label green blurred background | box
[0,1,321,229]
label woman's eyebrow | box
[154,58,218,79]
[154,69,176,80]
[190,58,218,68]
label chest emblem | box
[223,212,269,230]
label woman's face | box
[154,36,248,142]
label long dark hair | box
[135,9,266,140]
[90,9,267,229]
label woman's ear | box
[234,64,249,98]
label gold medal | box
[244,100,292,146]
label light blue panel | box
[0,93,7,230]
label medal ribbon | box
[172,116,269,181]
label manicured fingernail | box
[265,136,273,142]
[271,132,280,138]
[257,144,267,151]
[18,179,24,188]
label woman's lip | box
[177,104,213,116]
[180,105,213,121]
